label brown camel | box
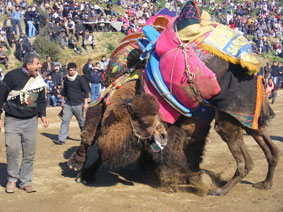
[69,83,168,184]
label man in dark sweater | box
[0,52,49,193]
[53,62,89,145]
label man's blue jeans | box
[91,83,101,101]
[27,21,36,38]
[13,19,22,36]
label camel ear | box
[127,103,135,117]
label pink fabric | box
[143,70,180,124]
[155,17,221,109]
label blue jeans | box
[51,95,62,106]
[27,21,36,38]
[13,19,22,36]
[58,104,85,142]
[91,83,101,101]
[4,115,38,188]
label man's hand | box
[83,103,88,112]
[41,116,49,128]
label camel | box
[68,3,279,196]
[69,82,168,184]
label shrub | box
[38,8,49,28]
[34,35,62,61]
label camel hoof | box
[253,181,272,190]
[67,151,86,171]
[75,172,82,183]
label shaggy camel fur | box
[70,83,168,183]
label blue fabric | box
[191,104,215,122]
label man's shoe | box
[53,139,65,145]
[5,181,16,193]
[21,185,36,193]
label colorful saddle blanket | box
[155,17,221,110]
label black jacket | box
[62,74,89,106]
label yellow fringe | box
[201,43,260,75]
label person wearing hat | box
[53,62,89,145]
[11,5,23,36]
[0,46,8,70]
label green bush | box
[107,43,115,54]
[34,35,62,61]
[38,8,49,28]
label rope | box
[129,116,161,143]
[174,24,203,103]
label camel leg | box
[245,127,279,190]
[68,103,104,171]
[81,103,104,146]
[211,111,254,196]
[80,148,102,185]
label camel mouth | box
[153,132,168,150]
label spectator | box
[75,20,86,43]
[68,34,80,54]
[41,56,54,79]
[6,27,16,48]
[263,62,272,82]
[65,17,75,36]
[266,78,277,104]
[53,62,89,145]
[24,6,36,38]
[44,73,55,107]
[51,65,62,86]
[18,33,30,49]
[51,84,63,107]
[11,5,23,36]
[90,62,103,101]
[0,31,10,50]
[271,61,281,89]
[0,52,48,193]
[3,14,15,33]
[14,38,28,62]
[83,58,93,84]
[100,55,109,71]
[83,31,96,51]
[0,46,8,70]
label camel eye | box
[139,120,150,128]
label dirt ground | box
[0,91,283,212]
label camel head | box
[127,94,168,149]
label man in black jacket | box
[0,52,49,193]
[53,62,89,145]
